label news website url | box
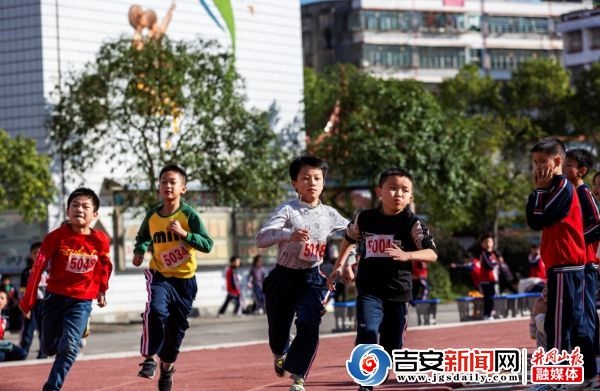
[396,372,522,384]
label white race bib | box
[365,234,396,258]
[159,244,191,269]
[66,253,98,274]
[298,239,326,262]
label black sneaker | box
[137,358,157,379]
[158,365,175,391]
[358,386,373,391]
[274,355,286,377]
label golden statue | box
[128,1,176,50]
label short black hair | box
[159,164,187,184]
[530,137,566,159]
[229,255,240,264]
[30,242,42,252]
[566,148,595,178]
[378,168,413,187]
[289,156,328,181]
[479,233,493,243]
[67,187,100,212]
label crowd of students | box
[3,138,600,391]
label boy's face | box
[292,166,324,205]
[30,246,40,260]
[531,247,540,256]
[562,157,585,184]
[592,176,600,201]
[481,238,494,251]
[531,152,562,177]
[376,175,413,214]
[67,195,98,229]
[159,171,187,202]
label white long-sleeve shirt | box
[256,199,350,270]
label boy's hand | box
[327,268,341,290]
[291,229,310,242]
[19,303,31,320]
[132,253,144,267]
[384,243,411,261]
[97,292,107,307]
[534,168,553,189]
[167,220,187,237]
[341,264,355,284]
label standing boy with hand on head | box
[328,168,437,391]
[256,155,351,391]
[19,188,112,391]
[132,164,213,391]
[563,148,600,383]
[526,138,596,384]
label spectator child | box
[19,241,48,359]
[218,256,243,316]
[247,255,266,314]
[526,138,596,383]
[477,234,500,319]
[0,291,26,362]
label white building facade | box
[557,7,600,77]
[0,0,303,320]
[302,0,594,83]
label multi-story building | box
[302,0,593,83]
[557,7,600,77]
[0,0,303,319]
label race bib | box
[299,239,326,262]
[365,234,396,258]
[66,253,98,274]
[159,243,191,269]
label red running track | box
[0,319,534,391]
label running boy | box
[256,155,351,391]
[564,148,600,380]
[19,188,112,390]
[328,168,437,391]
[132,164,213,391]
[526,138,595,382]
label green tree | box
[50,38,294,208]
[304,65,480,231]
[0,130,55,221]
[438,65,541,238]
[570,62,600,150]
[505,58,572,137]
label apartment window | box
[419,47,466,69]
[590,27,600,50]
[489,49,558,71]
[363,45,412,69]
[420,12,465,33]
[487,16,551,34]
[379,12,398,31]
[565,30,583,53]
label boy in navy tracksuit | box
[526,138,596,382]
[564,148,600,382]
[477,234,499,319]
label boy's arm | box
[579,186,600,244]
[256,204,293,248]
[526,176,571,231]
[19,234,54,316]
[97,232,113,307]
[185,212,214,253]
[384,219,438,262]
[327,238,356,289]
[133,211,153,255]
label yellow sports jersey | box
[134,202,213,278]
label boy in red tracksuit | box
[20,188,112,391]
[218,256,243,316]
[526,138,596,383]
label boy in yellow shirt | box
[132,164,213,391]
